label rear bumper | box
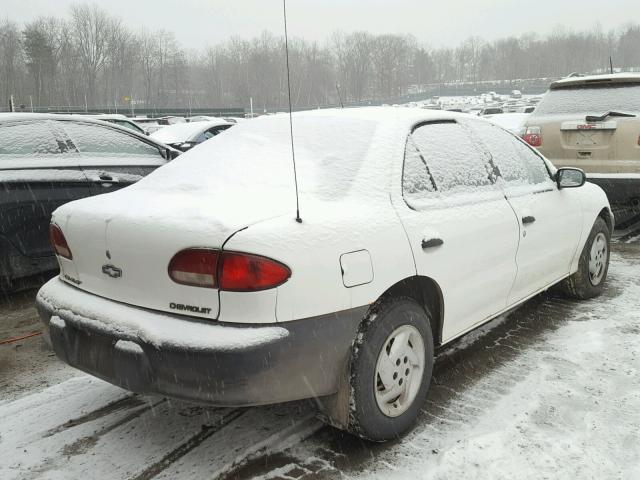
[36,278,365,406]
[586,174,640,205]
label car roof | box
[0,112,170,148]
[0,112,127,123]
[283,106,465,129]
[150,119,234,143]
[550,72,640,90]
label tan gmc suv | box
[522,73,640,210]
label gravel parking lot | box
[1,224,639,480]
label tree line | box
[1,3,639,112]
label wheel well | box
[376,276,444,346]
[598,207,614,234]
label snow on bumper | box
[36,278,365,406]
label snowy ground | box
[1,226,639,479]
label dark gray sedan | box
[0,114,179,290]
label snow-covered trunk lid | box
[53,188,288,320]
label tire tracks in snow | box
[130,408,246,480]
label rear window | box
[534,84,640,115]
[139,115,376,200]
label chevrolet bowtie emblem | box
[102,264,123,278]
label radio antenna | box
[283,0,302,223]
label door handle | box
[522,215,536,225]
[95,174,119,185]
[422,238,444,249]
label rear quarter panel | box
[220,200,416,323]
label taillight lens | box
[168,249,291,291]
[219,252,291,291]
[523,126,542,147]
[168,249,219,288]
[49,224,72,259]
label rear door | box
[59,121,167,196]
[0,120,91,266]
[470,120,583,304]
[393,121,520,342]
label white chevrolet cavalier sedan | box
[37,108,612,441]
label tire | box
[348,297,434,442]
[560,217,611,300]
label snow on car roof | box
[137,107,465,199]
[550,72,640,90]
[150,119,233,144]
[0,112,119,123]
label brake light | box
[168,249,219,288]
[49,224,72,259]
[523,126,542,147]
[219,252,291,291]
[168,249,291,291]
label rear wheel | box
[561,217,610,299]
[348,298,434,441]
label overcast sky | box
[2,0,637,48]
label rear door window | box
[62,122,164,158]
[402,122,496,206]
[0,121,64,157]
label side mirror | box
[556,167,586,189]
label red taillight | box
[523,126,542,147]
[168,249,219,288]
[219,252,291,291]
[168,249,291,291]
[49,224,72,259]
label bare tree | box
[70,3,113,106]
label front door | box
[468,120,584,305]
[59,120,167,196]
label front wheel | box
[560,217,611,299]
[348,298,434,441]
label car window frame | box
[401,119,503,211]
[464,119,557,194]
[0,119,84,169]
[55,119,170,160]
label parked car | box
[131,117,162,135]
[75,114,146,135]
[487,112,530,134]
[480,106,504,116]
[150,119,233,151]
[37,108,612,442]
[0,113,179,290]
[522,73,640,208]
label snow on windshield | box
[139,115,377,200]
[534,85,640,115]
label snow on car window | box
[469,120,552,187]
[0,121,62,156]
[406,122,493,202]
[402,139,436,201]
[62,122,163,157]
[534,85,640,116]
[139,115,376,200]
